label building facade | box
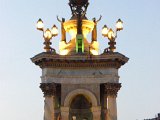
[31,0,129,120]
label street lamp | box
[37,18,44,31]
[116,19,123,31]
[36,18,58,52]
[102,25,108,37]
[102,19,123,52]
[51,25,58,37]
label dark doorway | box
[69,95,93,120]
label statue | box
[57,16,66,42]
[92,15,102,42]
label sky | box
[0,0,160,120]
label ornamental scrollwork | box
[40,83,56,96]
[104,83,121,97]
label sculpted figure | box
[92,15,102,42]
[57,16,66,42]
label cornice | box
[31,52,129,69]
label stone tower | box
[31,0,129,120]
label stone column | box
[103,94,108,120]
[91,106,101,120]
[60,107,69,120]
[104,83,121,120]
[107,96,117,120]
[40,83,56,120]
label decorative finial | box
[69,0,89,18]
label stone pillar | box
[40,83,56,120]
[103,94,108,120]
[61,107,69,120]
[91,106,101,120]
[104,83,121,120]
[44,96,55,120]
[107,96,117,120]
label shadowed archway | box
[63,89,99,120]
[64,89,98,107]
[69,95,93,120]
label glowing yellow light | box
[116,19,123,31]
[59,41,67,50]
[108,29,114,41]
[102,25,109,37]
[91,41,99,50]
[60,49,69,55]
[69,29,77,39]
[90,41,99,55]
[51,25,58,36]
[83,29,89,39]
[36,18,44,31]
[59,41,69,55]
[90,50,98,55]
[44,29,52,40]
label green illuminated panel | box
[76,34,84,53]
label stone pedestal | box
[31,52,129,120]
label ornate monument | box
[31,0,129,120]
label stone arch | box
[64,89,98,107]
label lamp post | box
[36,18,58,52]
[102,19,123,52]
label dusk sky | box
[0,0,160,120]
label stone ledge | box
[31,52,129,69]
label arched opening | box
[69,95,93,120]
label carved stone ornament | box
[104,83,121,97]
[40,83,56,96]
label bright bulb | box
[44,29,52,40]
[116,19,123,31]
[36,18,44,31]
[108,29,114,41]
[51,25,58,36]
[102,25,109,37]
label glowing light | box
[116,19,123,31]
[90,50,98,55]
[108,29,114,41]
[90,41,99,55]
[60,49,69,55]
[44,29,52,40]
[59,41,67,50]
[36,18,44,31]
[51,25,58,36]
[102,25,109,37]
[82,29,89,39]
[91,41,99,50]
[69,29,77,39]
[76,34,84,53]
[59,41,69,55]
